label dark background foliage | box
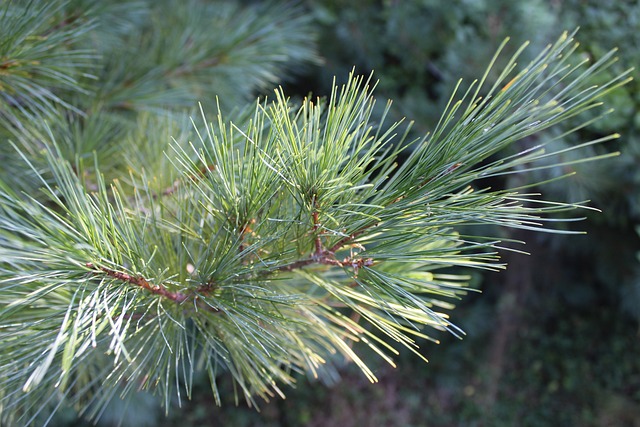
[29,0,640,425]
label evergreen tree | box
[0,1,631,425]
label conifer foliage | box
[0,1,631,425]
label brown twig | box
[278,195,344,271]
[89,193,377,308]
[278,233,375,275]
[328,224,378,254]
[278,192,380,273]
[86,263,188,303]
[86,263,223,314]
[278,251,342,272]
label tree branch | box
[85,263,221,314]
[86,262,189,302]
[328,224,377,254]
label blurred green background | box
[39,0,639,425]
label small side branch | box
[328,223,378,254]
[86,263,187,303]
[278,203,379,273]
[278,245,374,276]
[86,263,222,314]
[278,252,342,272]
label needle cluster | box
[0,3,632,425]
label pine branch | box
[0,0,95,131]
[0,30,633,425]
[1,0,319,201]
[91,0,319,113]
